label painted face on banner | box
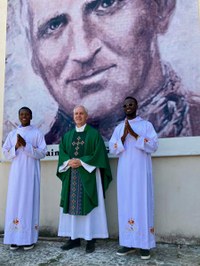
[28,0,156,120]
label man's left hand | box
[68,158,82,168]
[126,120,138,139]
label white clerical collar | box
[76,124,87,132]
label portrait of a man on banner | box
[3,0,200,145]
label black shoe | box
[61,238,81,250]
[140,249,150,260]
[116,246,135,256]
[86,239,95,253]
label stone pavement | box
[0,236,200,266]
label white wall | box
[154,156,200,243]
[1,155,200,244]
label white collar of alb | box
[76,124,87,132]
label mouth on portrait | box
[65,65,116,86]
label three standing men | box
[57,106,112,253]
[3,107,47,250]
[109,97,158,260]
[3,101,157,259]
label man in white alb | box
[3,107,47,251]
[109,97,158,260]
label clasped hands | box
[68,158,82,168]
[15,134,26,150]
[121,119,138,144]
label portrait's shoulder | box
[162,62,184,93]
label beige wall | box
[0,0,7,233]
[1,156,200,244]
[154,156,200,243]
[0,1,6,140]
[1,0,200,244]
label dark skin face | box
[19,109,32,127]
[15,109,32,150]
[123,98,138,119]
[121,98,138,144]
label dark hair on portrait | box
[18,106,32,118]
[124,96,138,106]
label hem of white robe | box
[119,239,156,250]
[58,169,108,241]
[4,233,38,245]
[58,232,109,240]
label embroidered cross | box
[72,136,85,156]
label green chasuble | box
[57,125,112,215]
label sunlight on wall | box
[0,0,7,154]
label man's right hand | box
[15,134,26,150]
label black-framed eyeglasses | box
[123,103,134,108]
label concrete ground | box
[0,236,200,266]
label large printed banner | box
[3,0,200,158]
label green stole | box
[68,131,86,215]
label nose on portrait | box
[70,23,101,64]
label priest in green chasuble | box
[57,105,112,253]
